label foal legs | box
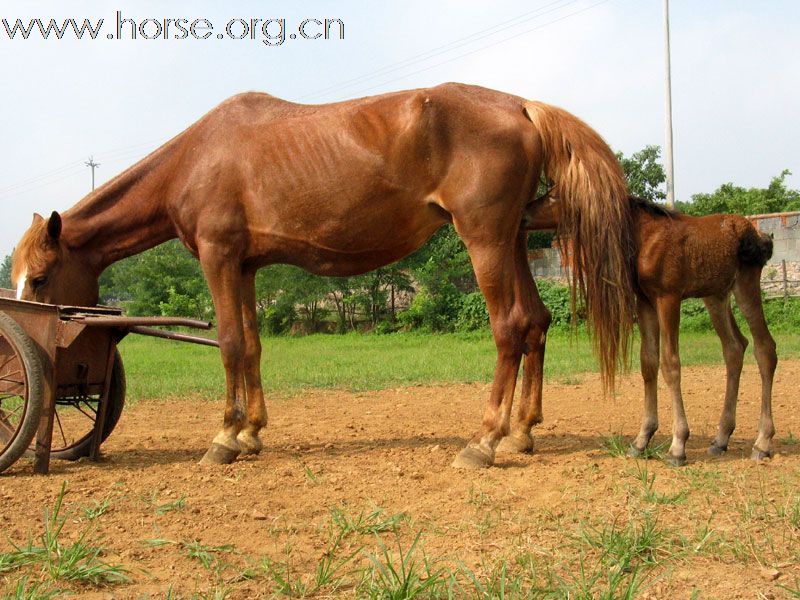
[656,295,690,466]
[704,295,747,455]
[734,268,778,459]
[453,233,535,468]
[629,297,661,456]
[498,281,551,454]
[198,246,247,465]
[237,267,268,456]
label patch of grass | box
[779,430,800,446]
[78,498,110,522]
[603,433,668,461]
[629,463,687,505]
[262,530,361,598]
[0,482,129,586]
[0,576,63,600]
[601,433,630,458]
[359,531,449,600]
[119,330,800,402]
[330,506,407,537]
[143,538,234,571]
[154,496,187,515]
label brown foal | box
[11,84,637,469]
[522,194,778,465]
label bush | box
[263,301,297,336]
[456,292,489,332]
[536,279,574,329]
[397,286,462,332]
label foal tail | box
[524,101,635,389]
[738,225,773,268]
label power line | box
[299,0,581,102]
[334,0,611,100]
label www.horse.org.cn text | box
[1,12,345,46]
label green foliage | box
[616,145,667,202]
[455,292,489,332]
[0,253,12,289]
[99,240,212,319]
[679,169,800,216]
[537,279,575,329]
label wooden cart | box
[0,289,218,474]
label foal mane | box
[628,195,680,219]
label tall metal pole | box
[85,156,100,191]
[663,0,675,208]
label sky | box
[1,0,798,258]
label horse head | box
[12,212,99,306]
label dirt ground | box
[2,360,799,599]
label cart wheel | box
[48,350,126,461]
[0,312,45,474]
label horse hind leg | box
[452,234,533,469]
[198,246,248,465]
[656,295,690,466]
[497,278,551,455]
[733,268,778,460]
[704,294,747,456]
[236,267,268,456]
[629,297,660,457]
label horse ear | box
[47,211,62,241]
[32,213,44,225]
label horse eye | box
[31,276,49,289]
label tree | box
[99,240,212,319]
[616,145,667,202]
[679,170,800,216]
[0,253,12,289]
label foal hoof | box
[237,432,264,456]
[199,443,241,465]
[627,445,646,458]
[708,442,727,457]
[496,432,534,454]
[452,446,494,469]
[751,447,772,461]
[664,454,687,468]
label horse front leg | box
[497,280,550,454]
[237,267,268,456]
[453,237,533,469]
[198,248,247,465]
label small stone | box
[252,510,268,521]
[430,445,441,453]
[760,567,781,581]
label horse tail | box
[523,101,635,390]
[738,224,773,268]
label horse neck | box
[61,151,177,272]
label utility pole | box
[663,0,675,208]
[85,156,100,191]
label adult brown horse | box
[11,84,635,468]
[522,193,778,465]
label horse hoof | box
[664,454,687,468]
[627,445,645,458]
[496,432,533,454]
[452,446,494,469]
[708,443,727,456]
[199,443,240,465]
[751,447,772,461]
[237,432,264,456]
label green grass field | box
[118,330,800,402]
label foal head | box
[12,212,100,306]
